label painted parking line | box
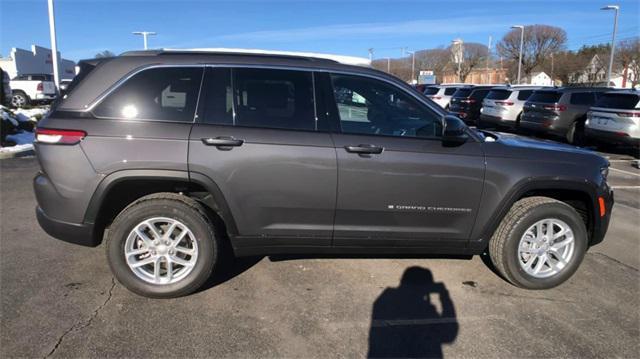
[609,167,640,178]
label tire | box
[11,91,29,108]
[489,196,588,290]
[106,193,218,298]
[566,120,586,146]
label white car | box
[10,74,57,107]
[480,86,542,129]
[586,90,640,146]
[423,84,469,109]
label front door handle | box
[344,144,384,154]
[201,137,244,148]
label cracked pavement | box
[1,156,639,358]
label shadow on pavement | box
[367,266,458,358]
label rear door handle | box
[344,144,384,154]
[201,137,244,148]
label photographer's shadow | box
[368,266,458,358]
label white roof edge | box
[161,48,371,67]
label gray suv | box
[520,87,609,144]
[34,50,613,298]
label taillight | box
[495,101,514,106]
[36,83,43,92]
[429,96,442,100]
[35,128,86,145]
[460,98,476,104]
[543,104,566,111]
[617,112,640,117]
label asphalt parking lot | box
[1,149,638,358]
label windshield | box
[594,93,640,109]
[486,90,512,100]
[528,91,562,103]
[423,87,439,95]
[452,88,472,98]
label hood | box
[481,130,608,166]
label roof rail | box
[121,48,372,67]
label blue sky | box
[1,0,638,61]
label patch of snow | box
[0,143,33,154]
[5,131,35,145]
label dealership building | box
[0,45,76,80]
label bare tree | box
[447,42,488,82]
[415,48,449,82]
[497,25,566,81]
[617,37,640,87]
[95,50,116,58]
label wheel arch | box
[84,170,238,245]
[470,178,598,252]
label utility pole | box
[387,58,391,73]
[451,39,463,83]
[601,5,620,86]
[551,53,555,86]
[406,50,416,83]
[47,0,60,90]
[132,31,157,50]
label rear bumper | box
[36,206,98,247]
[585,128,640,146]
[480,114,516,127]
[34,93,56,101]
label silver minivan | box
[586,90,640,146]
[480,86,540,128]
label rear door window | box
[594,93,640,109]
[528,91,562,103]
[93,67,203,122]
[569,92,596,105]
[444,88,458,96]
[485,90,511,100]
[232,68,316,131]
[517,90,534,100]
[423,87,439,95]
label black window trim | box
[83,63,447,126]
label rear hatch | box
[482,89,512,118]
[449,87,473,113]
[41,81,56,95]
[523,90,563,122]
[588,92,640,133]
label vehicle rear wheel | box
[566,121,586,145]
[11,91,29,108]
[489,196,587,289]
[106,193,218,298]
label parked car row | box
[422,84,639,147]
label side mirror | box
[442,115,469,147]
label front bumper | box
[590,183,614,246]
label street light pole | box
[511,25,524,84]
[368,48,374,61]
[601,5,620,86]
[406,50,416,83]
[47,0,60,90]
[132,31,157,50]
[387,58,391,73]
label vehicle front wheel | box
[106,193,218,298]
[489,196,587,289]
[11,91,29,108]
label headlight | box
[600,166,609,180]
